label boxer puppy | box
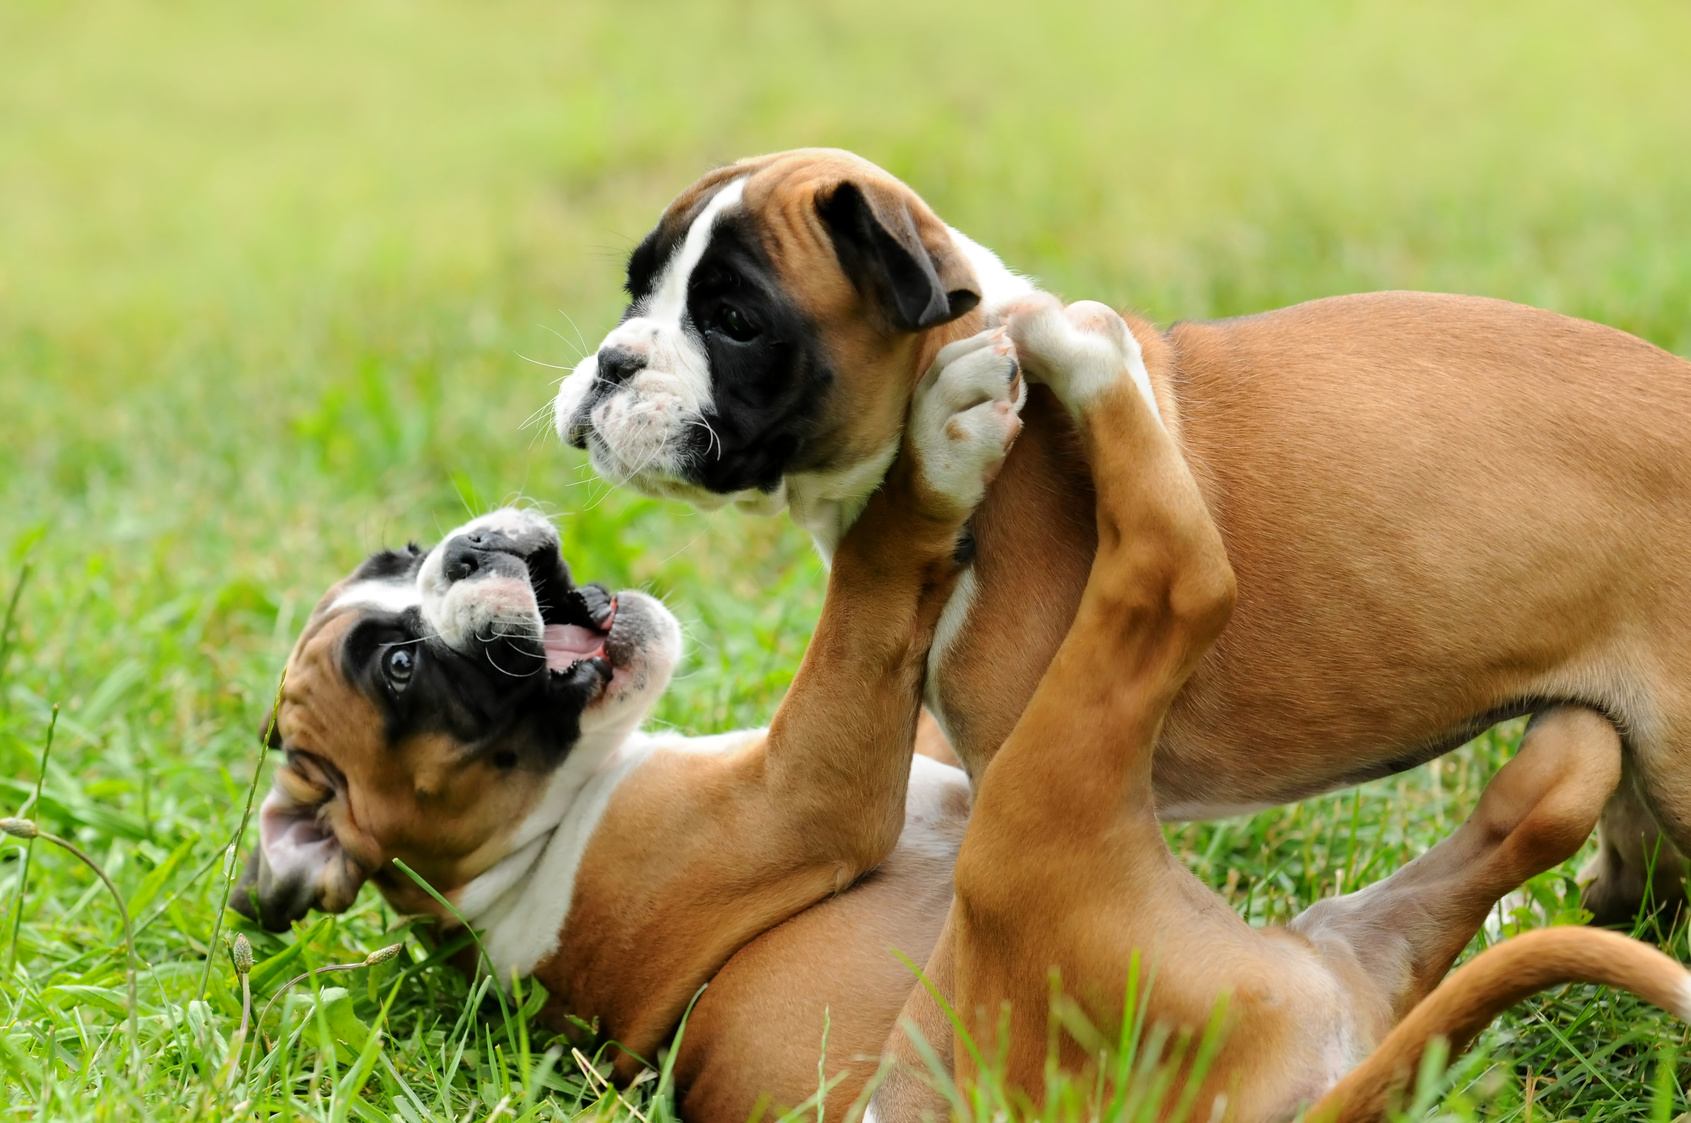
[234,335,1024,1119]
[553,147,1691,1107]
[937,295,1691,1121]
[553,148,1691,925]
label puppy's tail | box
[1304,927,1690,1123]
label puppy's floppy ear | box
[817,180,981,332]
[232,766,371,932]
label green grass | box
[3,0,1691,1117]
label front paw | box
[904,328,1026,520]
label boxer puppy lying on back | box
[233,339,1026,1119]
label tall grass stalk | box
[5,704,57,974]
[0,816,141,1077]
[195,673,285,1007]
[0,561,30,691]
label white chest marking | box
[458,728,762,984]
[459,736,657,983]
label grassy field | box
[3,0,1691,1118]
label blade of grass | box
[0,560,30,692]
[0,816,141,1079]
[389,857,515,1037]
[196,672,285,1005]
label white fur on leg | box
[1005,295,1162,426]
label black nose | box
[442,530,516,583]
[596,346,645,387]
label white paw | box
[907,328,1026,516]
[1002,294,1160,424]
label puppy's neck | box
[450,727,659,985]
[792,229,1040,561]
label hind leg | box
[1290,706,1621,1037]
[950,296,1240,1096]
[1582,759,1690,926]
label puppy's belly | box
[1147,647,1600,814]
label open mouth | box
[542,601,617,672]
[524,549,619,675]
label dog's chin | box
[580,432,737,510]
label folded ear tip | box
[911,288,981,331]
[258,712,283,749]
[817,176,981,334]
[946,288,982,320]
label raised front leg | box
[950,295,1238,1096]
[759,327,1025,878]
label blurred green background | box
[2,1,1690,1117]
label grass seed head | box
[231,933,253,975]
[364,943,403,967]
[0,817,38,839]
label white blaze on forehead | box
[331,579,421,616]
[639,177,747,326]
[553,178,749,490]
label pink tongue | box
[543,624,606,670]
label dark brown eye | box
[384,647,415,689]
[715,305,758,342]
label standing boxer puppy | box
[553,148,1691,936]
[944,296,1691,1119]
[235,339,1024,1116]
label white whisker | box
[517,351,577,372]
[557,309,591,358]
